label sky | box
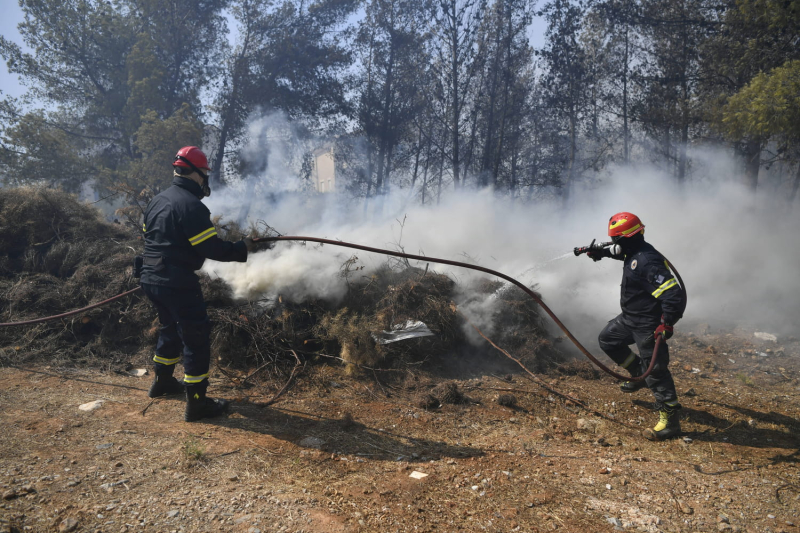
[0,0,26,99]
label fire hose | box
[0,287,142,327]
[0,236,686,383]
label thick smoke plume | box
[203,115,800,352]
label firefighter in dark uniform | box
[140,146,256,422]
[586,212,687,440]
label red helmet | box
[608,212,645,238]
[173,146,210,171]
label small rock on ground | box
[298,436,325,449]
[58,518,79,532]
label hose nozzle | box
[574,239,614,256]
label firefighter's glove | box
[587,248,611,262]
[244,237,274,253]
[243,237,258,252]
[655,323,674,340]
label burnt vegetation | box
[0,188,564,391]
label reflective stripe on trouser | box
[153,355,180,366]
[620,351,637,370]
[598,313,678,404]
[140,283,211,380]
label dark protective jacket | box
[612,241,686,326]
[140,176,247,288]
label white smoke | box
[202,113,800,352]
[236,110,306,193]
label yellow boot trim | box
[653,411,670,432]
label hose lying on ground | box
[0,236,686,382]
[0,287,142,327]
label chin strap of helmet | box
[176,155,211,198]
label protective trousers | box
[140,283,211,386]
[598,314,678,405]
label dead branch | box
[140,399,156,416]
[241,358,276,387]
[455,307,634,429]
[247,438,280,455]
[256,350,303,407]
[475,384,547,396]
[315,353,405,372]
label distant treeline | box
[0,0,798,203]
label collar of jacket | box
[620,234,646,255]
[172,176,204,198]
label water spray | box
[491,251,572,300]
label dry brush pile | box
[0,187,148,366]
[0,187,564,385]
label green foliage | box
[737,0,800,33]
[0,111,94,192]
[0,0,133,108]
[2,0,799,199]
[351,0,432,195]
[0,0,223,196]
[108,104,204,196]
[209,0,360,181]
[702,0,799,134]
[722,60,800,141]
[125,33,169,127]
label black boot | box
[619,378,647,393]
[619,363,646,393]
[148,366,185,398]
[643,402,681,441]
[185,381,229,422]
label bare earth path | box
[1,327,800,533]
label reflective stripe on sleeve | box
[153,355,180,365]
[189,227,217,246]
[183,373,209,384]
[652,278,678,298]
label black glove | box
[587,248,612,262]
[243,237,275,253]
[133,255,143,278]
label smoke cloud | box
[203,114,800,353]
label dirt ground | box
[1,322,799,533]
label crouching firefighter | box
[137,146,258,422]
[583,212,687,440]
